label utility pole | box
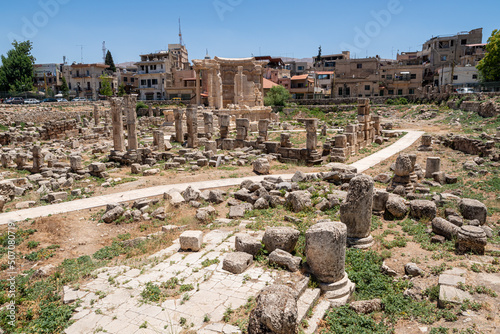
[178,18,183,46]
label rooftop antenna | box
[178,18,183,46]
[63,56,66,65]
[76,45,84,63]
[102,41,107,63]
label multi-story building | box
[439,65,480,89]
[165,69,197,101]
[284,61,312,77]
[135,51,171,101]
[379,64,424,96]
[290,74,314,99]
[421,28,483,70]
[117,64,139,95]
[313,51,350,71]
[136,44,190,101]
[34,63,62,94]
[62,63,117,100]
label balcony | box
[139,85,160,90]
[137,70,165,75]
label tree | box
[60,76,70,98]
[477,29,500,82]
[117,83,126,97]
[315,45,322,66]
[105,50,116,72]
[99,75,113,96]
[264,85,290,107]
[0,40,36,93]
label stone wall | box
[440,135,495,157]
[0,109,91,125]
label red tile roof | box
[291,74,309,80]
[263,78,279,89]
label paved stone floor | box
[64,228,292,334]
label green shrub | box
[136,101,148,112]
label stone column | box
[174,108,184,143]
[340,175,374,248]
[31,145,43,173]
[148,104,153,117]
[93,105,99,126]
[305,221,355,306]
[195,69,201,106]
[258,119,270,141]
[203,112,214,136]
[304,118,318,151]
[153,130,165,152]
[214,69,223,109]
[280,133,292,148]
[219,114,230,139]
[125,95,138,151]
[110,98,125,152]
[186,105,198,148]
[425,157,441,178]
[235,118,250,141]
[207,70,214,108]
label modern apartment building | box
[62,63,117,100]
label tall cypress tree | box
[105,50,116,72]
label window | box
[152,79,158,85]
[357,63,362,69]
[453,75,458,80]
[450,40,454,47]
[381,75,385,79]
[131,78,135,83]
[298,66,304,71]
[388,89,394,95]
[461,39,467,45]
[472,74,478,79]
[123,77,128,82]
[141,79,146,86]
[397,89,403,95]
[441,56,447,61]
[409,88,415,95]
[410,74,416,79]
[365,85,370,91]
[386,74,392,80]
[338,87,343,96]
[317,74,330,80]
[68,83,71,89]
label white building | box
[439,65,480,88]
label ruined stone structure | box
[203,112,214,136]
[93,105,99,127]
[306,221,355,306]
[31,145,43,173]
[418,134,433,151]
[387,153,417,194]
[110,98,125,152]
[174,108,184,143]
[125,95,138,151]
[186,105,198,148]
[340,175,374,248]
[153,130,165,152]
[440,135,495,157]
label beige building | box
[313,51,350,71]
[117,64,139,95]
[135,44,190,101]
[379,64,424,96]
[63,63,117,100]
[165,69,197,101]
[34,63,62,95]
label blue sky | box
[1,0,498,65]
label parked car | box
[57,98,68,102]
[456,87,475,94]
[5,97,24,104]
[41,98,58,103]
[72,97,88,102]
[24,98,40,104]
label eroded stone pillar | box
[31,145,43,173]
[186,105,198,148]
[110,97,125,152]
[15,153,27,169]
[174,108,184,143]
[93,105,99,126]
[125,95,138,151]
[219,114,230,139]
[153,130,165,152]
[70,155,82,172]
[425,157,441,178]
[236,118,250,141]
[258,119,270,141]
[340,175,374,248]
[305,118,318,151]
[195,69,201,106]
[203,112,214,136]
[305,221,355,306]
[148,104,153,117]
